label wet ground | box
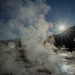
[0,41,75,75]
[58,49,75,75]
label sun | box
[59,25,65,31]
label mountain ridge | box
[54,26,75,51]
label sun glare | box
[59,25,65,31]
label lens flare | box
[11,45,15,48]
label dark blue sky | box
[0,0,75,27]
[46,0,75,26]
[45,0,75,34]
[1,0,75,26]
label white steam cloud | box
[0,0,71,75]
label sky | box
[46,0,75,25]
[46,0,75,34]
[0,0,75,39]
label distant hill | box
[54,26,75,51]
